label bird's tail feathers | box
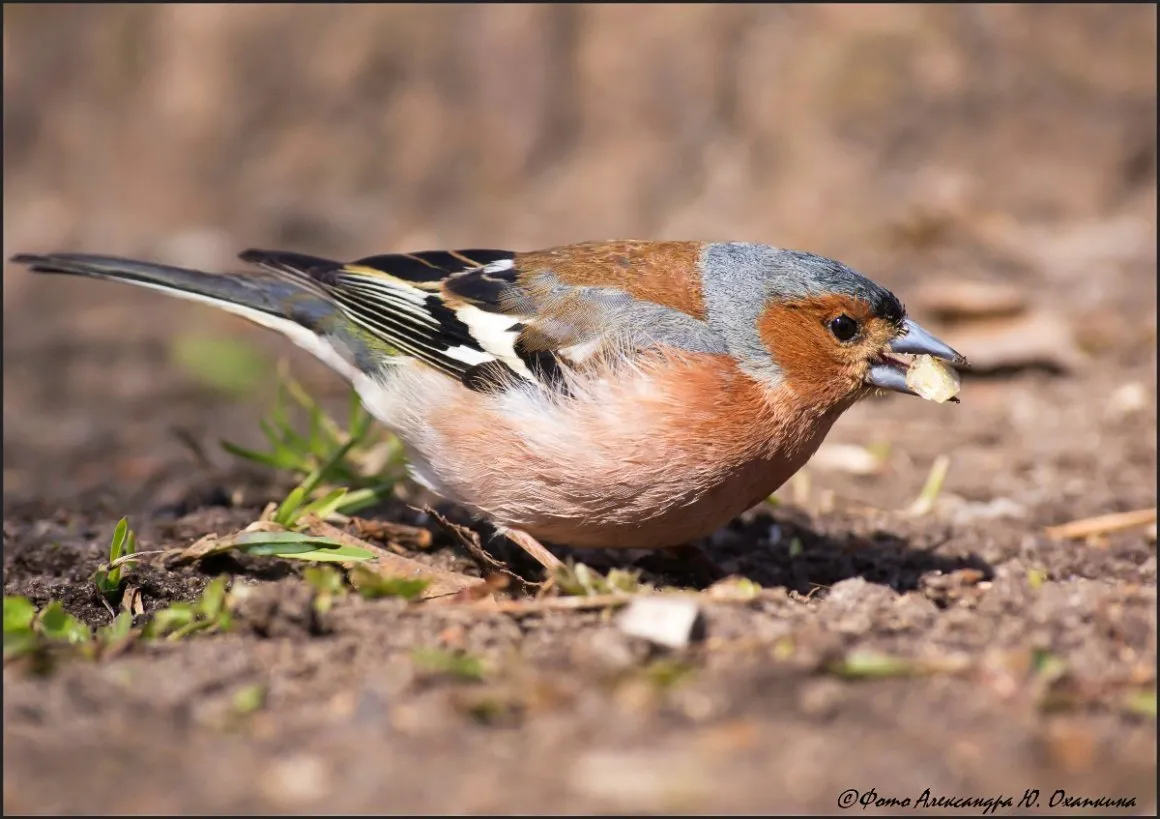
[10,252,364,381]
[12,252,306,315]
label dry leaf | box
[119,584,145,617]
[350,517,432,550]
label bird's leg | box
[496,526,564,572]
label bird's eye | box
[829,314,859,342]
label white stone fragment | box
[617,596,702,650]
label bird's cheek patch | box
[757,303,852,401]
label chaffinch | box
[11,241,965,569]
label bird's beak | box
[866,318,967,397]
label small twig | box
[108,549,169,570]
[534,577,558,600]
[1045,508,1157,541]
[98,596,116,619]
[425,507,518,577]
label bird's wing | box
[241,241,725,393]
[239,248,528,389]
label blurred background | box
[4,4,1155,255]
[3,3,1156,505]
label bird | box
[10,240,965,570]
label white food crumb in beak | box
[905,354,962,403]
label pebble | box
[618,597,703,650]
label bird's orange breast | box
[385,349,846,549]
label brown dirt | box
[3,5,1156,815]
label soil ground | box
[3,5,1156,815]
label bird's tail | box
[9,251,366,381]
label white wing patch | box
[255,252,557,390]
[322,263,544,385]
[451,303,535,380]
[443,344,494,367]
[480,259,515,274]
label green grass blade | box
[197,577,230,619]
[97,613,134,644]
[272,403,315,456]
[351,566,429,600]
[231,531,372,561]
[348,390,364,438]
[233,531,346,555]
[299,486,351,521]
[37,602,92,644]
[3,628,38,659]
[307,405,323,454]
[274,485,309,527]
[108,518,128,562]
[221,438,301,471]
[275,546,376,563]
[258,417,287,451]
[275,436,364,527]
[334,484,397,516]
[307,437,361,492]
[234,531,347,546]
[261,417,313,468]
[238,542,323,556]
[4,596,36,632]
[281,372,349,449]
[93,568,118,597]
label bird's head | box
[701,243,965,409]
